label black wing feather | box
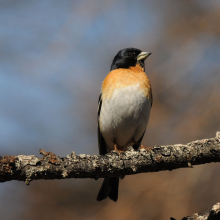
[97,93,108,155]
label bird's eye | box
[128,53,132,56]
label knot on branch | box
[39,149,61,165]
[0,156,17,174]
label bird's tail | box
[96,177,119,202]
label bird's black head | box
[110,48,151,71]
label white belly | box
[99,84,151,152]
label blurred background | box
[1,0,220,219]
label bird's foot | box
[139,145,154,152]
[114,149,124,154]
[114,144,124,154]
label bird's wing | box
[97,93,108,155]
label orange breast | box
[102,64,152,102]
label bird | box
[97,48,152,202]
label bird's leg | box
[114,144,124,153]
[132,140,153,152]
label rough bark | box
[170,202,220,220]
[0,131,220,184]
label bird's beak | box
[137,52,152,61]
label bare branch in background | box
[171,202,220,220]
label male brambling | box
[97,48,152,202]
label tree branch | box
[171,202,220,220]
[0,132,220,184]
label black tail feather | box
[108,178,119,202]
[97,177,119,202]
